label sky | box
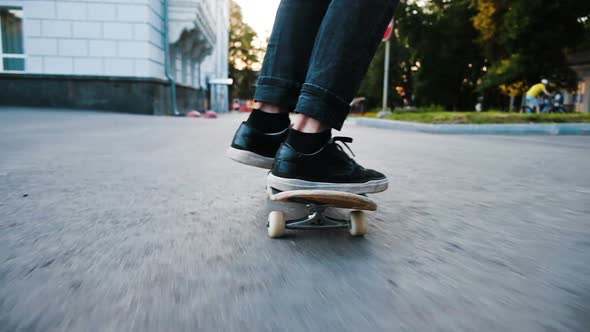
[234,0,281,40]
[233,0,429,39]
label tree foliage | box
[472,0,590,91]
[401,0,484,109]
[229,1,263,99]
[360,0,484,110]
[358,0,590,110]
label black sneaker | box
[227,122,289,169]
[267,136,388,194]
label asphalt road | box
[1,108,589,332]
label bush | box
[368,111,590,124]
[369,105,447,113]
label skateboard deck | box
[269,189,377,211]
[266,187,377,238]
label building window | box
[0,8,25,72]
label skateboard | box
[266,187,377,238]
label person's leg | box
[533,97,541,114]
[269,0,399,194]
[524,96,532,113]
[253,0,331,113]
[228,0,331,169]
[295,0,399,131]
[247,0,331,131]
[251,0,331,117]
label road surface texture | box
[1,108,589,332]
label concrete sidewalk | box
[356,117,590,135]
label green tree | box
[359,0,590,110]
[578,14,590,51]
[229,1,263,100]
[360,1,485,111]
[471,0,590,91]
[398,0,485,110]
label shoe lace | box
[331,136,356,158]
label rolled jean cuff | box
[254,76,301,109]
[296,83,351,131]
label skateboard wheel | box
[349,211,367,236]
[267,211,286,238]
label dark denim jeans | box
[254,0,398,130]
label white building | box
[0,0,230,115]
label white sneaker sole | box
[226,147,274,169]
[267,173,388,194]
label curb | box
[354,118,590,135]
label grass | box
[360,110,590,124]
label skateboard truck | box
[267,187,372,238]
[281,204,350,230]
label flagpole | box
[381,19,393,113]
[382,39,390,113]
